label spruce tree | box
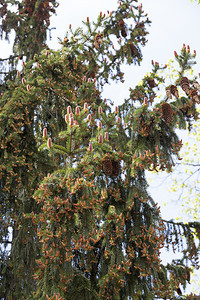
[0,0,58,298]
[1,0,200,299]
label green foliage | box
[1,0,200,299]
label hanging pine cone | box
[190,89,200,104]
[147,78,156,88]
[180,77,190,95]
[121,28,127,38]
[161,102,173,124]
[102,155,113,175]
[118,19,127,37]
[111,160,120,177]
[166,88,172,99]
[119,19,125,29]
[129,42,137,57]
[192,81,200,92]
[170,85,179,98]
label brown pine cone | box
[190,89,200,104]
[102,155,113,175]
[121,28,127,38]
[111,160,120,177]
[118,19,125,29]
[170,85,179,98]
[147,78,156,88]
[192,80,200,92]
[180,77,190,95]
[166,88,172,99]
[161,102,173,124]
[129,43,138,57]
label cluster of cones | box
[21,0,55,25]
[102,154,120,177]
[162,77,200,124]
[166,77,200,104]
[118,19,138,58]
[181,77,200,104]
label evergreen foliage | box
[0,0,200,299]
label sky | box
[1,0,200,294]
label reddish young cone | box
[65,114,68,123]
[88,143,93,152]
[143,97,148,106]
[105,132,109,141]
[75,106,80,115]
[67,106,72,114]
[69,117,74,126]
[22,78,26,84]
[174,51,178,58]
[98,134,103,144]
[43,128,47,138]
[87,114,91,122]
[47,138,52,148]
[98,106,103,114]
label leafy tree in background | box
[191,0,200,4]
[170,116,200,220]
[1,0,200,299]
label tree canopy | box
[0,0,200,299]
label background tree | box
[0,0,58,93]
[1,0,200,299]
[0,0,58,298]
[170,114,200,219]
